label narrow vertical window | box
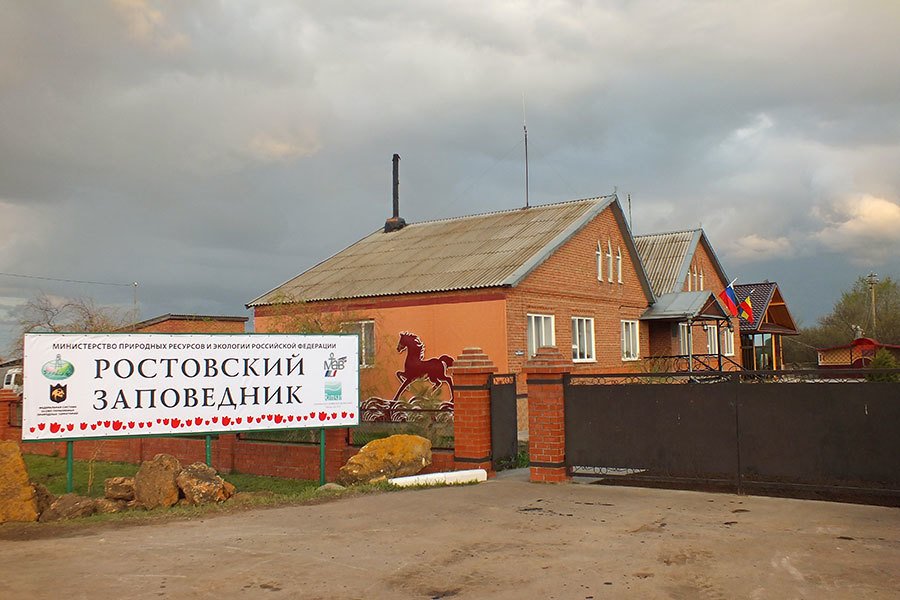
[616,246,622,283]
[341,320,376,367]
[606,240,613,283]
[687,272,692,291]
[699,269,704,290]
[705,324,719,354]
[722,327,734,356]
[679,322,691,355]
[693,265,698,290]
[596,242,603,281]
[571,317,595,362]
[622,320,640,360]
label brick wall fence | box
[0,348,505,482]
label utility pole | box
[867,272,879,337]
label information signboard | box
[23,333,359,441]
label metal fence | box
[354,396,454,450]
[564,369,900,505]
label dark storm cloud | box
[1,0,899,351]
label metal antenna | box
[627,193,632,228]
[522,93,529,208]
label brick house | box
[634,229,742,370]
[249,195,660,402]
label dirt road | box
[1,473,898,599]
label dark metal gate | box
[490,374,518,469]
[563,371,900,505]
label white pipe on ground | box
[388,469,488,488]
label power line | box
[0,271,133,287]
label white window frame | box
[699,269,704,291]
[722,327,735,356]
[571,316,595,362]
[692,265,698,291]
[687,271,692,291]
[622,320,640,361]
[678,322,691,356]
[705,324,719,355]
[596,242,603,281]
[606,240,613,283]
[527,313,555,358]
[341,320,375,367]
[616,246,622,283]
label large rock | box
[134,454,182,509]
[338,434,432,485]
[104,476,135,501]
[39,494,97,522]
[175,463,234,505]
[31,482,55,517]
[0,440,38,523]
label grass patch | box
[24,454,139,498]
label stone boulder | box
[134,454,182,509]
[31,482,55,516]
[94,498,128,514]
[0,440,38,523]
[39,494,97,522]
[104,476,135,501]
[175,463,235,505]
[338,434,432,485]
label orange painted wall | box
[255,294,507,400]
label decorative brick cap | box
[524,346,572,375]
[450,347,497,374]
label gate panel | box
[565,380,738,480]
[739,382,900,486]
[490,374,518,468]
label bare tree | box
[7,293,133,357]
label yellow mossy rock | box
[0,440,38,523]
[338,434,432,485]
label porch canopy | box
[640,290,731,322]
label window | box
[622,320,640,360]
[705,324,719,354]
[722,327,734,356]
[9,401,22,428]
[606,240,613,282]
[596,242,603,281]
[341,320,375,367]
[699,269,704,290]
[616,247,622,283]
[571,317,595,362]
[692,266,698,291]
[679,322,691,355]
[527,314,555,357]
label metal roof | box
[249,196,619,306]
[633,230,698,295]
[641,291,728,321]
[633,229,731,296]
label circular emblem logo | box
[41,355,75,380]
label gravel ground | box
[1,471,898,599]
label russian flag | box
[718,280,739,316]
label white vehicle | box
[3,367,22,394]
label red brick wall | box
[509,205,652,375]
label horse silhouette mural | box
[392,332,454,402]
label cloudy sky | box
[2,0,899,352]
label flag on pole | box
[739,292,754,323]
[718,279,739,316]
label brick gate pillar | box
[324,428,350,481]
[525,347,572,483]
[449,347,497,475]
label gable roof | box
[633,229,729,296]
[250,196,655,307]
[734,282,798,335]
